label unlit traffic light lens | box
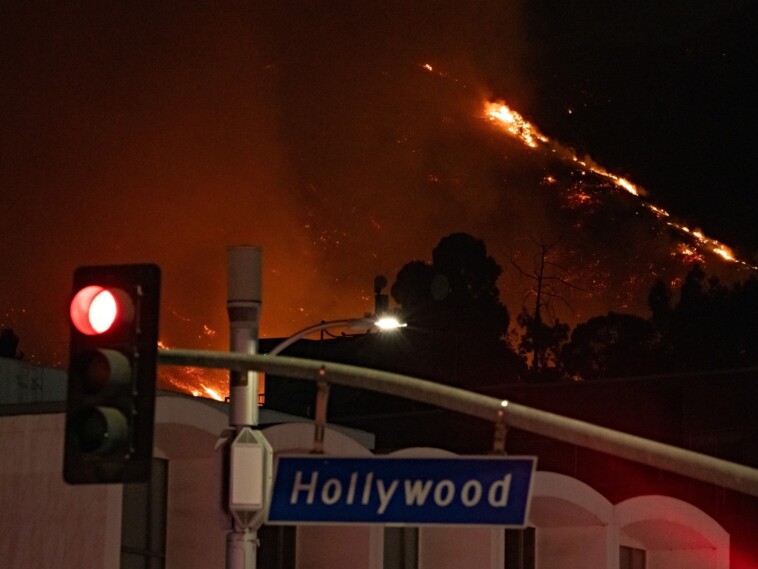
[73,407,129,454]
[76,349,133,394]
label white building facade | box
[0,383,729,569]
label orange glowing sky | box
[1,2,756,382]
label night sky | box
[1,2,756,374]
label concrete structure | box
[0,356,737,568]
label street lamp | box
[267,315,406,357]
[257,316,405,406]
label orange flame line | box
[484,98,756,271]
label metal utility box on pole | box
[226,246,272,569]
[227,246,263,426]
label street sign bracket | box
[311,367,330,455]
[491,405,508,455]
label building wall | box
[154,397,229,569]
[0,413,122,568]
[616,495,729,569]
[418,526,501,569]
[0,394,734,569]
[0,357,66,404]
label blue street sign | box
[267,455,536,526]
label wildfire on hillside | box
[157,340,228,401]
[483,99,755,271]
[159,68,756,399]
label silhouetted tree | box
[511,239,574,380]
[652,266,758,371]
[389,233,524,386]
[0,328,22,359]
[391,261,434,316]
[559,266,758,380]
[516,309,569,381]
[391,233,510,343]
[561,312,660,380]
[648,278,672,328]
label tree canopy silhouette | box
[0,328,22,359]
[387,233,524,387]
[559,266,758,380]
[561,312,660,380]
[391,232,510,343]
[650,266,758,372]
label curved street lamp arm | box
[267,318,375,356]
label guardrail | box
[158,348,758,498]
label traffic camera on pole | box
[63,264,161,484]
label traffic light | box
[64,264,161,484]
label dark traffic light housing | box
[64,264,161,484]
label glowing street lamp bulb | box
[374,316,406,330]
[89,290,118,333]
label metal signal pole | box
[226,246,273,569]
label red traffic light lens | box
[70,286,131,335]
